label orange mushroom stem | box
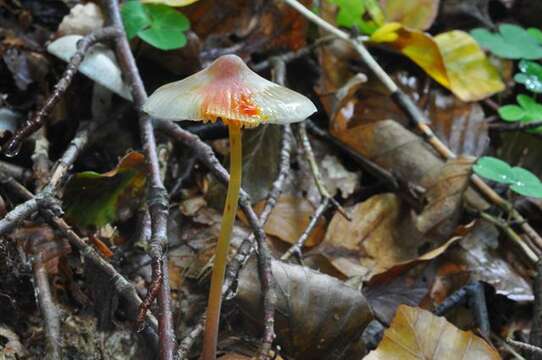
[143,54,316,359]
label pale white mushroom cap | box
[143,54,317,127]
[47,35,132,100]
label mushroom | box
[143,54,316,359]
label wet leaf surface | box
[237,257,373,360]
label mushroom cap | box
[47,35,132,100]
[143,54,317,127]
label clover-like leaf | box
[471,24,542,60]
[510,167,542,198]
[121,1,190,50]
[497,95,542,133]
[473,156,514,184]
[515,60,542,93]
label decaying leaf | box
[63,152,147,228]
[416,157,473,236]
[237,257,373,360]
[252,195,326,247]
[318,193,422,279]
[364,305,501,360]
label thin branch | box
[32,246,62,360]
[0,161,32,183]
[0,176,160,348]
[281,197,329,261]
[507,338,542,357]
[281,0,542,258]
[103,2,174,359]
[490,120,542,132]
[2,27,120,156]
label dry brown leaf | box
[318,193,423,279]
[252,195,326,247]
[237,257,373,360]
[416,157,473,236]
[364,305,501,360]
[429,91,489,157]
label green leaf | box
[120,1,190,50]
[528,28,542,43]
[330,0,383,34]
[510,167,542,198]
[473,156,514,184]
[515,60,542,93]
[471,24,542,60]
[137,4,189,50]
[63,152,147,228]
[498,105,525,121]
[121,0,150,39]
[497,95,542,133]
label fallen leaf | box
[435,30,505,102]
[428,91,489,156]
[379,0,440,30]
[320,155,361,199]
[371,25,504,101]
[251,195,326,247]
[237,257,373,360]
[364,305,501,360]
[63,152,147,228]
[318,193,422,278]
[416,157,472,236]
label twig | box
[281,0,542,257]
[103,2,174,358]
[490,120,542,132]
[491,334,527,360]
[32,242,62,360]
[31,127,50,191]
[281,197,329,261]
[479,212,539,263]
[175,58,294,359]
[0,176,160,349]
[0,161,32,183]
[298,122,350,220]
[0,192,58,235]
[507,338,542,357]
[2,27,120,156]
[30,125,61,360]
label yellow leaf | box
[370,22,402,43]
[364,305,501,360]
[380,0,440,30]
[435,30,505,102]
[371,24,504,101]
[141,0,199,7]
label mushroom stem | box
[202,124,243,360]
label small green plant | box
[470,24,542,60]
[473,156,542,197]
[498,94,542,133]
[328,0,384,34]
[121,0,190,50]
[514,60,542,93]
